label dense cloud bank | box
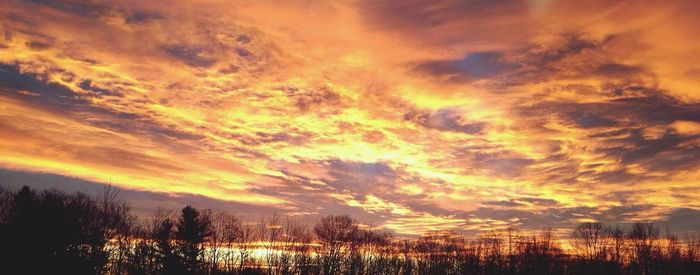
[1,0,699,236]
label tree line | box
[0,185,699,275]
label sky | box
[1,0,700,237]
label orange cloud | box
[1,0,699,236]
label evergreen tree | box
[176,205,212,273]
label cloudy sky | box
[1,0,700,236]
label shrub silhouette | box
[0,186,131,274]
[1,184,700,274]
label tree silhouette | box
[313,214,360,274]
[2,184,700,275]
[0,186,131,274]
[627,222,660,274]
[154,213,180,273]
[175,205,212,273]
[571,222,607,261]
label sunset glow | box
[1,0,700,236]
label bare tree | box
[314,214,360,274]
[505,227,522,273]
[97,184,135,274]
[276,216,309,274]
[363,228,393,274]
[628,223,659,263]
[289,221,315,275]
[480,229,506,274]
[667,234,682,263]
[215,211,243,273]
[605,225,627,263]
[397,239,415,275]
[5,184,700,275]
[516,228,565,274]
[237,221,256,273]
[686,235,700,262]
[571,222,607,260]
[206,211,225,272]
[257,212,283,273]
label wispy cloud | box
[1,0,699,236]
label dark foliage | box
[0,185,132,274]
[1,185,699,274]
